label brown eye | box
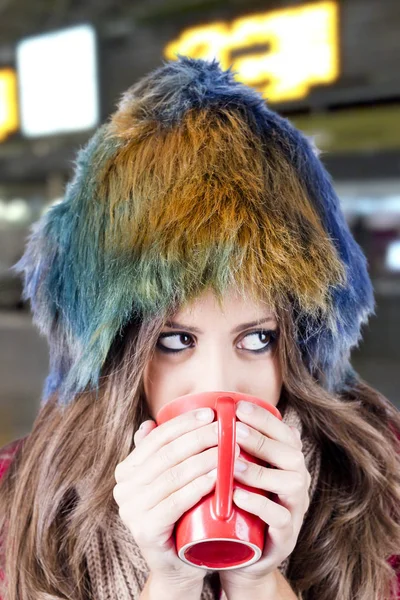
[156,333,194,352]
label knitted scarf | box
[85,400,321,599]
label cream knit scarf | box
[86,401,321,599]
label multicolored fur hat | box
[13,55,375,406]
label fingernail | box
[234,488,248,500]
[236,422,249,438]
[234,459,248,473]
[139,422,147,430]
[196,408,214,421]
[237,401,254,413]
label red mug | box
[155,390,282,570]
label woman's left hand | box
[219,400,311,592]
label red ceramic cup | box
[155,390,282,570]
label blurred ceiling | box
[0,0,260,46]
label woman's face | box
[143,288,283,419]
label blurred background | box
[0,0,399,446]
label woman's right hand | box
[113,407,240,589]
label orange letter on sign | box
[0,69,19,142]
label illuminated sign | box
[0,69,19,142]
[164,1,339,103]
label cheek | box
[251,356,283,405]
[143,357,185,418]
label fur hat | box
[13,55,375,405]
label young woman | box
[0,56,399,600]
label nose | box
[188,346,237,395]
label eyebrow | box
[164,317,276,335]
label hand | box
[112,407,240,589]
[219,401,311,593]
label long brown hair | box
[1,297,400,599]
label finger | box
[233,461,308,510]
[232,487,292,530]
[235,423,305,472]
[236,401,300,448]
[141,420,218,483]
[143,443,241,508]
[268,490,310,549]
[118,418,220,483]
[113,446,219,509]
[234,461,306,497]
[150,467,219,529]
[261,518,297,565]
[125,408,215,467]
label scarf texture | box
[85,401,321,599]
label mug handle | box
[213,395,236,520]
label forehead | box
[172,288,275,321]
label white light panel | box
[17,24,99,137]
